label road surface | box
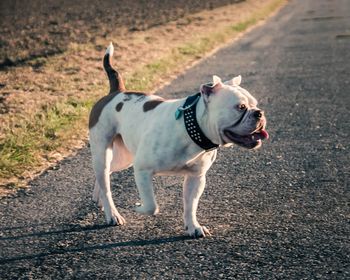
[0,0,349,278]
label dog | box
[89,43,268,238]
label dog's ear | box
[200,76,223,103]
[225,75,242,86]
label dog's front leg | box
[134,169,159,215]
[183,175,211,238]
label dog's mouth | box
[223,128,269,149]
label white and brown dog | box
[89,43,268,237]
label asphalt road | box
[1,0,349,279]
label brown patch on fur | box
[115,102,124,112]
[89,92,118,129]
[143,99,164,112]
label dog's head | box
[200,75,268,149]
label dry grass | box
[0,0,286,196]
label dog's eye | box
[238,104,247,111]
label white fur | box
[89,74,265,238]
[106,42,114,56]
[212,75,222,85]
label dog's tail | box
[103,43,126,94]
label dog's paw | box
[106,210,126,226]
[186,225,211,238]
[134,204,159,216]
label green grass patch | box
[232,18,258,32]
[0,98,94,180]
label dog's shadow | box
[0,223,191,264]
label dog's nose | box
[253,110,264,119]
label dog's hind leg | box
[133,168,159,216]
[93,135,133,209]
[91,138,126,226]
[92,180,102,208]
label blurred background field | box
[0,0,242,67]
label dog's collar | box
[175,93,219,151]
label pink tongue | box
[260,129,269,140]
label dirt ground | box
[0,0,242,67]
